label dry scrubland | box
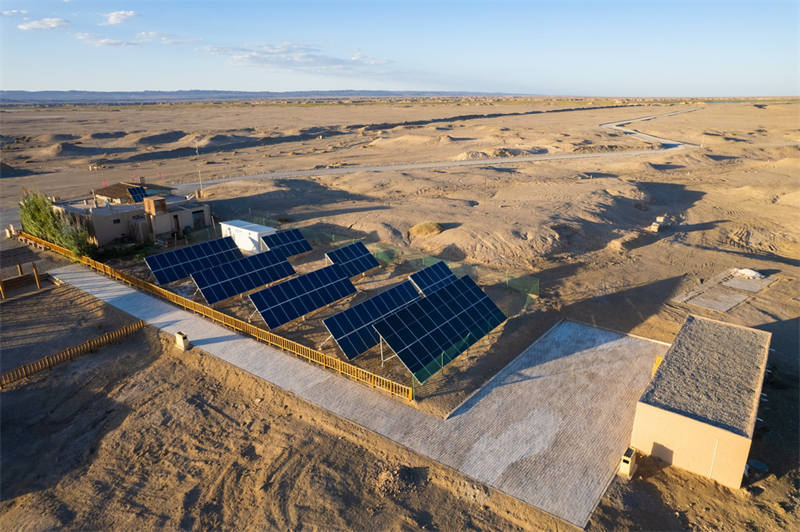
[1,99,799,530]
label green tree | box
[19,190,96,257]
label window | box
[112,219,121,224]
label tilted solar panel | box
[408,261,457,296]
[145,237,244,285]
[191,250,294,305]
[127,187,147,203]
[323,280,420,359]
[325,241,380,278]
[249,263,356,329]
[373,275,506,384]
[261,229,312,259]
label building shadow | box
[205,178,389,224]
[0,330,159,503]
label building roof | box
[219,219,277,233]
[640,315,771,438]
[94,181,175,200]
[57,194,195,217]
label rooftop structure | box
[640,315,770,438]
[631,315,771,488]
[94,181,175,204]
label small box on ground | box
[175,331,191,350]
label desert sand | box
[1,98,798,530]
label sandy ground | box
[1,99,798,530]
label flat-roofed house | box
[629,315,771,488]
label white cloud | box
[136,31,199,45]
[77,32,141,47]
[99,11,139,25]
[201,41,394,75]
[2,10,28,17]
[17,18,69,30]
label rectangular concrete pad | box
[50,265,669,528]
[721,276,777,293]
[686,287,749,312]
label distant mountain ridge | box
[0,90,518,104]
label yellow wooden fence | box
[0,320,145,389]
[16,232,414,401]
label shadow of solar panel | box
[323,280,420,359]
[261,229,312,259]
[127,187,147,203]
[373,275,506,384]
[249,263,356,329]
[144,237,243,285]
[191,250,294,305]
[409,261,457,295]
[325,241,380,278]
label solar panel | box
[249,264,356,329]
[325,242,380,278]
[127,187,147,203]
[261,229,312,259]
[373,275,506,384]
[323,281,420,359]
[191,250,294,305]
[145,237,244,285]
[408,261,457,295]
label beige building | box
[629,315,771,489]
[54,194,211,247]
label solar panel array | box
[326,242,380,278]
[373,275,506,384]
[323,281,420,359]
[191,250,294,305]
[408,261,457,295]
[261,229,312,259]
[127,186,147,203]
[145,237,243,285]
[250,264,356,329]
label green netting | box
[507,274,540,296]
[412,319,499,384]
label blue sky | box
[1,1,798,96]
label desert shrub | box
[408,221,443,238]
[19,190,96,258]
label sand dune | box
[33,133,79,143]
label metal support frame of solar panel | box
[261,229,312,259]
[127,187,147,203]
[323,280,420,360]
[373,275,506,384]
[249,263,356,329]
[145,237,243,285]
[325,241,380,279]
[408,261,457,296]
[191,250,294,305]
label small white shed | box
[219,220,277,253]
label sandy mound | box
[453,151,491,160]
[408,222,443,238]
[452,147,547,161]
[0,160,34,178]
[38,142,78,157]
[33,133,79,143]
[369,135,457,148]
[181,133,256,148]
[132,131,188,146]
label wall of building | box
[89,210,143,246]
[150,205,211,239]
[630,402,752,489]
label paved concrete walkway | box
[52,264,669,528]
